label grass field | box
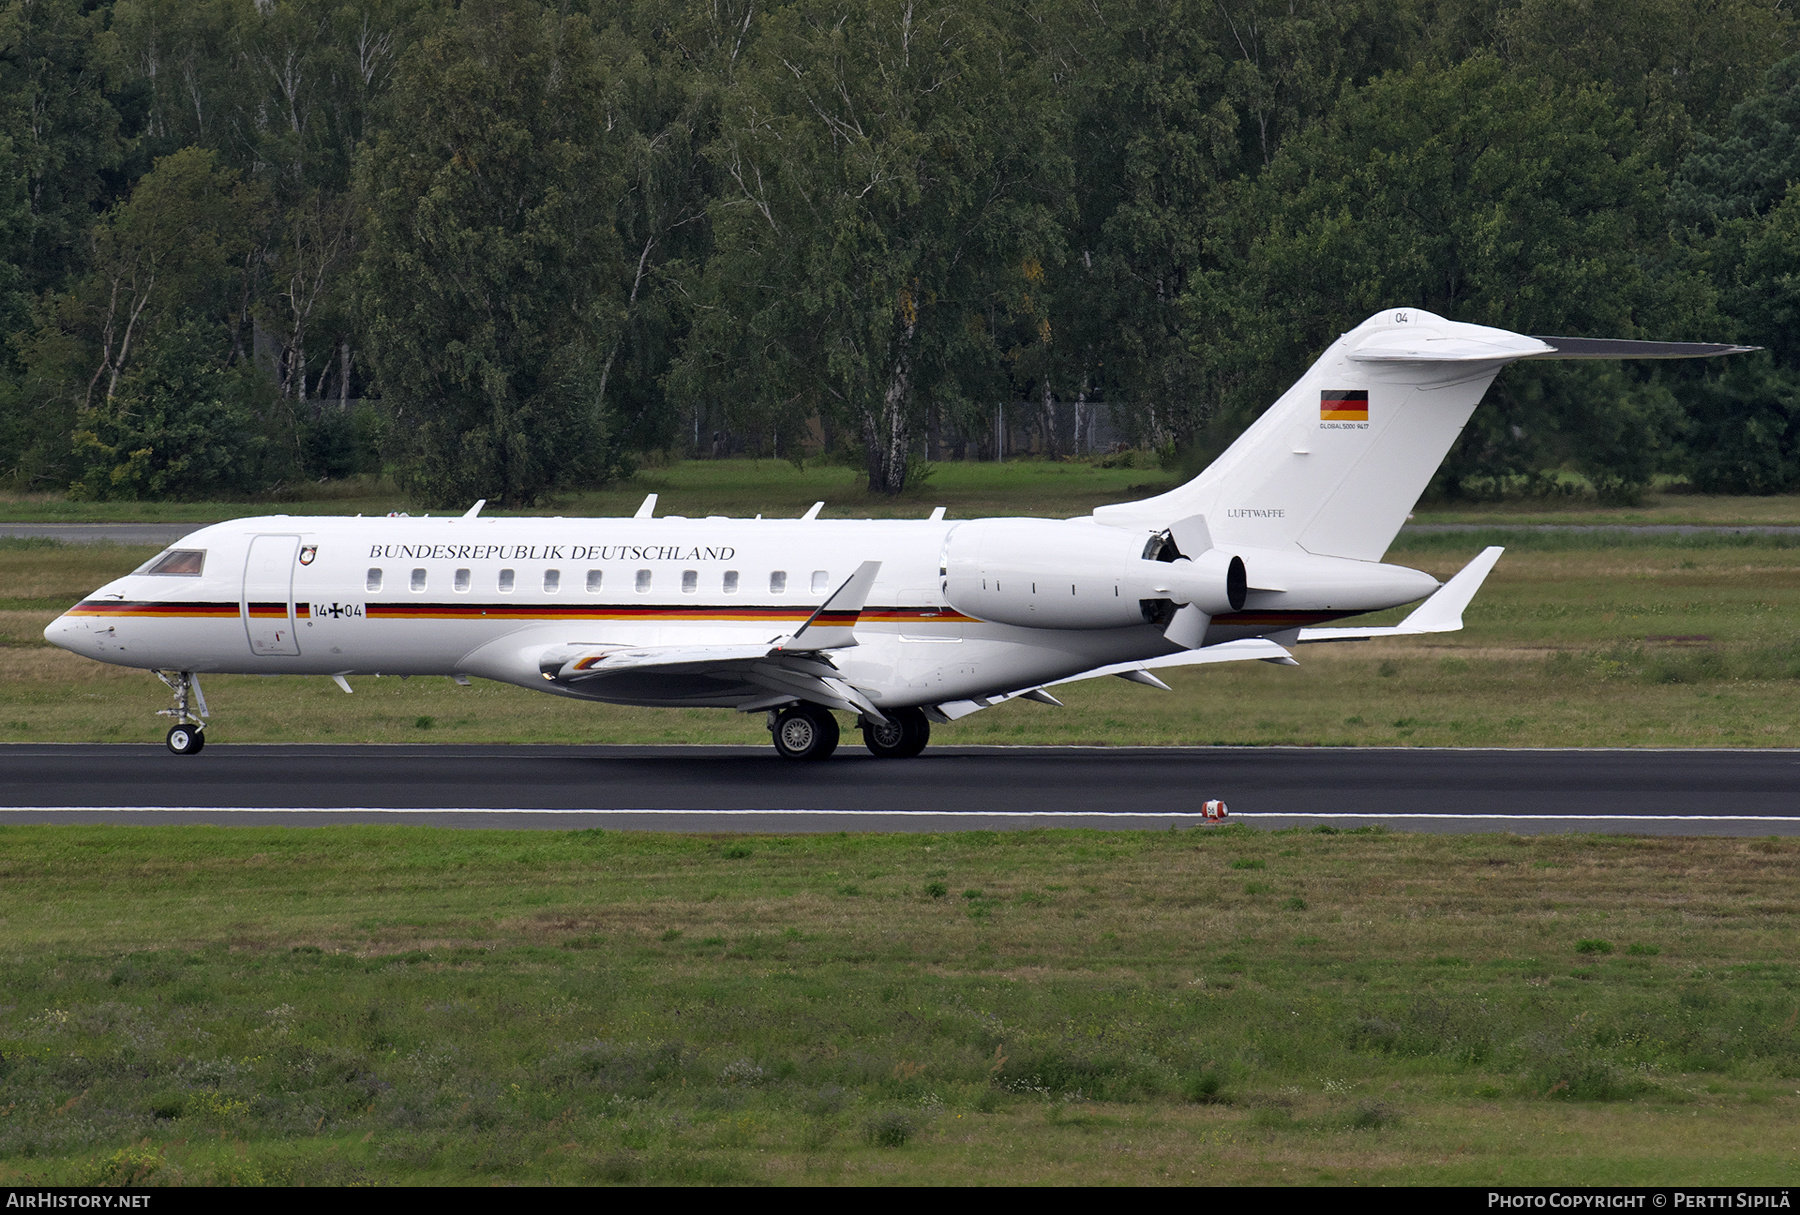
[5,456,1800,527]
[4,466,1799,1187]
[4,530,1800,748]
[0,457,1183,524]
[0,824,1795,1186]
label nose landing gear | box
[155,670,208,755]
[165,723,204,754]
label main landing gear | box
[771,704,839,760]
[155,670,208,755]
[767,704,931,761]
[861,706,930,759]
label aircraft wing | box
[542,643,891,722]
[1297,545,1503,642]
[533,561,891,720]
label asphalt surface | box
[2,743,1796,834]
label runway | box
[2,743,1796,834]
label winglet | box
[779,560,881,651]
[801,501,824,520]
[1395,545,1504,632]
[1298,546,1503,642]
[462,499,486,520]
[634,493,657,519]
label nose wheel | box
[165,724,205,754]
[154,670,209,755]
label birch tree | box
[356,0,629,507]
[677,0,1065,493]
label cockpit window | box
[137,549,206,576]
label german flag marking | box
[1321,389,1369,422]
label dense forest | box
[4,0,1800,507]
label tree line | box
[4,0,1800,506]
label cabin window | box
[723,570,739,594]
[681,570,697,594]
[366,568,383,592]
[586,569,603,592]
[453,568,471,593]
[635,569,652,593]
[811,570,830,594]
[543,569,561,593]
[139,549,205,576]
[498,568,515,593]
[770,571,787,594]
[410,568,427,592]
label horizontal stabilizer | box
[1523,336,1759,360]
[1348,333,1554,363]
[1345,334,1758,364]
[1298,546,1503,642]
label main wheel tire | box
[166,725,204,755]
[772,705,839,760]
[862,706,930,758]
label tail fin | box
[1092,309,1752,562]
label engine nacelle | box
[942,519,1244,629]
[942,517,1440,632]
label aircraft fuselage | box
[45,513,1429,710]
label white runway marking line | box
[8,806,1800,824]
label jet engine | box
[941,515,1441,648]
[941,518,1245,630]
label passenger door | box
[243,535,302,656]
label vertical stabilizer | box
[1093,310,1552,561]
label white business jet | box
[45,309,1750,757]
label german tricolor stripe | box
[365,604,812,622]
[65,600,978,625]
[1321,389,1369,421]
[67,600,239,618]
[359,603,971,623]
[861,608,976,623]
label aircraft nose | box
[43,613,82,652]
